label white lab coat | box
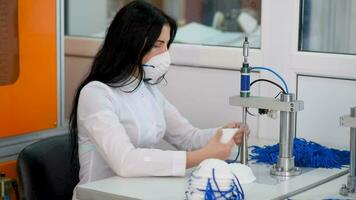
[72,80,216,199]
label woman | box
[69,0,249,192]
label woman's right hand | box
[186,129,235,168]
[202,129,235,160]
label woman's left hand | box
[222,122,250,145]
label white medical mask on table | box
[142,51,171,84]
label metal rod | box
[340,107,356,196]
[243,37,249,64]
[349,107,356,189]
[0,173,4,200]
[278,94,295,170]
[240,107,248,164]
[271,93,301,176]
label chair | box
[17,134,79,200]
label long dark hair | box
[69,0,177,171]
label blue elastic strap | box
[226,147,241,164]
[200,168,245,200]
[251,66,289,94]
[250,138,350,168]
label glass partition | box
[299,0,356,55]
[65,0,261,48]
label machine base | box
[270,164,302,177]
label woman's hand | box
[186,129,235,168]
[186,124,250,169]
[223,122,250,145]
[203,129,235,160]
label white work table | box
[291,174,355,200]
[76,137,348,200]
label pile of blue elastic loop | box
[202,168,244,200]
[250,138,350,168]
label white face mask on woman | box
[142,51,171,84]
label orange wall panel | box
[0,0,57,137]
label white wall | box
[297,75,356,149]
[64,56,91,119]
[158,65,260,135]
[64,57,260,137]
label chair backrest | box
[17,134,79,200]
